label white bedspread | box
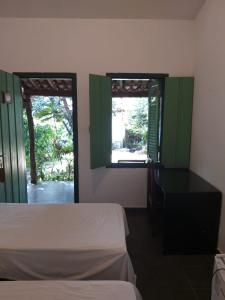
[0,281,142,300]
[0,203,135,283]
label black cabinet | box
[152,168,221,254]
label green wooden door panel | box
[161,77,180,167]
[0,70,27,203]
[0,71,6,202]
[89,74,111,169]
[161,77,194,168]
[176,77,194,167]
[14,75,27,203]
[0,71,13,202]
[7,73,19,203]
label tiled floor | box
[125,209,214,300]
[27,181,74,204]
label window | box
[108,73,166,166]
[89,73,167,168]
[89,74,194,169]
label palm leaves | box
[24,96,73,183]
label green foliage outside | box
[24,96,74,182]
[124,99,148,152]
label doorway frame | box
[14,72,79,203]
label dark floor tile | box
[125,209,214,300]
[157,288,198,300]
[137,286,158,300]
[184,267,213,289]
[195,288,211,300]
[140,287,198,300]
[135,267,160,289]
[154,267,191,289]
[176,255,211,269]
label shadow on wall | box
[91,168,110,193]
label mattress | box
[0,281,142,300]
[0,203,135,283]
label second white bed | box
[0,281,142,300]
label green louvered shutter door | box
[14,75,27,202]
[148,95,160,162]
[89,74,112,169]
[0,71,6,202]
[0,70,27,203]
[161,77,194,168]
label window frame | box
[106,73,168,168]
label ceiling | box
[20,78,72,97]
[0,0,206,20]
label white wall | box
[0,18,195,207]
[191,0,225,251]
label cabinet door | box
[0,70,27,203]
[161,77,194,168]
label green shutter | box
[176,78,194,166]
[161,77,194,168]
[0,72,6,201]
[161,78,179,167]
[89,74,112,169]
[0,70,27,203]
[148,95,160,162]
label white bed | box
[0,281,142,300]
[0,203,135,283]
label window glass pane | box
[112,97,148,163]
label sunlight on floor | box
[27,181,74,204]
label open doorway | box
[16,73,78,204]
